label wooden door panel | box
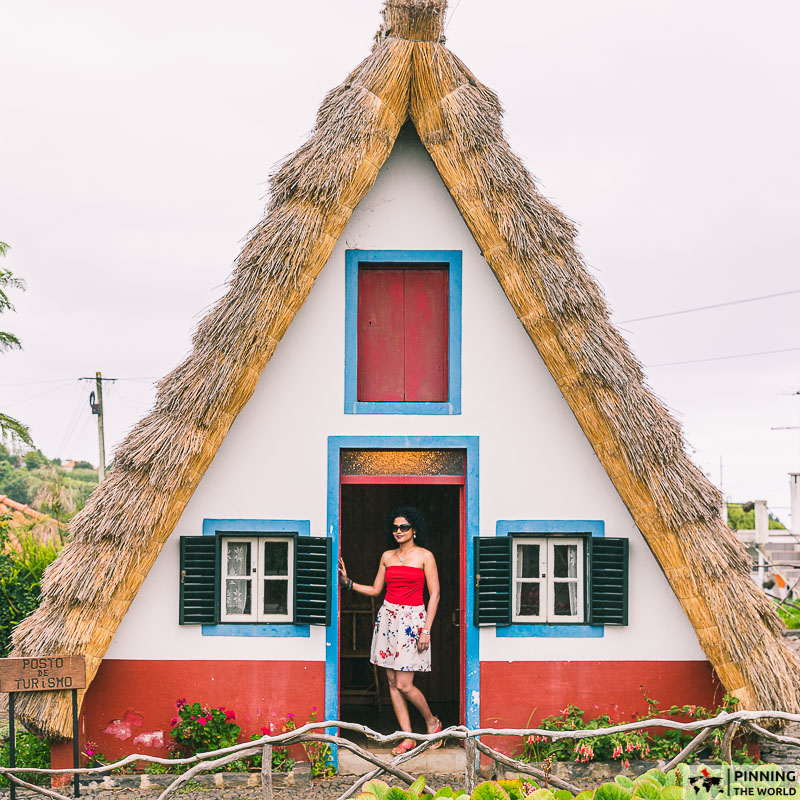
[357,269,404,401]
[403,268,448,402]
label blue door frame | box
[325,436,480,753]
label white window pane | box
[226,578,251,615]
[516,581,540,617]
[553,581,578,616]
[264,541,289,576]
[226,542,251,576]
[517,544,540,578]
[263,580,289,615]
[552,544,578,578]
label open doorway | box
[339,483,462,734]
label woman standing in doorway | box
[338,506,442,755]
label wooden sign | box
[0,656,86,693]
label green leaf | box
[553,791,573,800]
[632,780,660,800]
[615,777,634,789]
[386,788,414,800]
[433,790,455,799]
[661,786,682,800]
[497,779,525,800]
[410,778,427,796]
[471,782,512,800]
[594,783,634,800]
[643,771,668,787]
[363,780,391,799]
[574,791,595,800]
[525,790,556,800]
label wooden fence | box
[2,710,800,800]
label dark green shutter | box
[295,537,331,626]
[179,536,218,624]
[473,536,512,626]
[588,537,628,626]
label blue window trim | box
[344,250,462,415]
[495,519,604,638]
[201,518,311,638]
[326,435,480,764]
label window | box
[179,522,331,630]
[512,537,584,623]
[345,250,462,415]
[473,522,628,629]
[221,536,293,623]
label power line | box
[648,345,800,368]
[618,288,800,324]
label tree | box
[0,242,32,447]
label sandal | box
[428,717,444,750]
[391,738,416,755]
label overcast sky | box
[2,0,798,524]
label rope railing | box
[2,711,800,800]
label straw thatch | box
[11,0,800,739]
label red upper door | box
[357,265,449,403]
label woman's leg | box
[385,668,413,735]
[394,672,439,731]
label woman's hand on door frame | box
[338,557,349,586]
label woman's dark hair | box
[386,506,429,549]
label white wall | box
[105,124,706,662]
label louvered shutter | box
[294,537,331,626]
[473,536,512,625]
[179,536,218,624]
[588,537,628,625]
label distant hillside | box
[0,444,98,522]
[727,502,785,531]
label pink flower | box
[312,706,317,712]
[86,747,95,757]
[176,698,186,709]
[170,717,178,726]
[261,726,269,735]
[198,718,208,726]
[190,716,196,721]
[287,713,294,718]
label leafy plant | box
[283,708,334,777]
[248,728,295,772]
[169,699,241,764]
[0,519,63,656]
[0,729,51,787]
[515,691,756,766]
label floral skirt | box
[370,600,431,672]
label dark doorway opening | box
[339,483,461,736]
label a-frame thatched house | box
[12,0,800,764]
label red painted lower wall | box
[51,660,324,774]
[480,660,721,755]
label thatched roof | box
[12,0,800,739]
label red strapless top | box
[385,566,425,606]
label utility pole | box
[94,372,106,481]
[80,372,116,482]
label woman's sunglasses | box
[392,524,412,532]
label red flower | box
[198,718,208,726]
[261,726,269,735]
[170,717,178,726]
[225,710,236,720]
[176,698,186,709]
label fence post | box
[465,736,477,794]
[261,743,273,800]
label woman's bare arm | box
[418,550,440,650]
[340,553,387,597]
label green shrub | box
[0,520,63,656]
[0,730,51,787]
[169,700,241,765]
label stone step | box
[338,744,465,776]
